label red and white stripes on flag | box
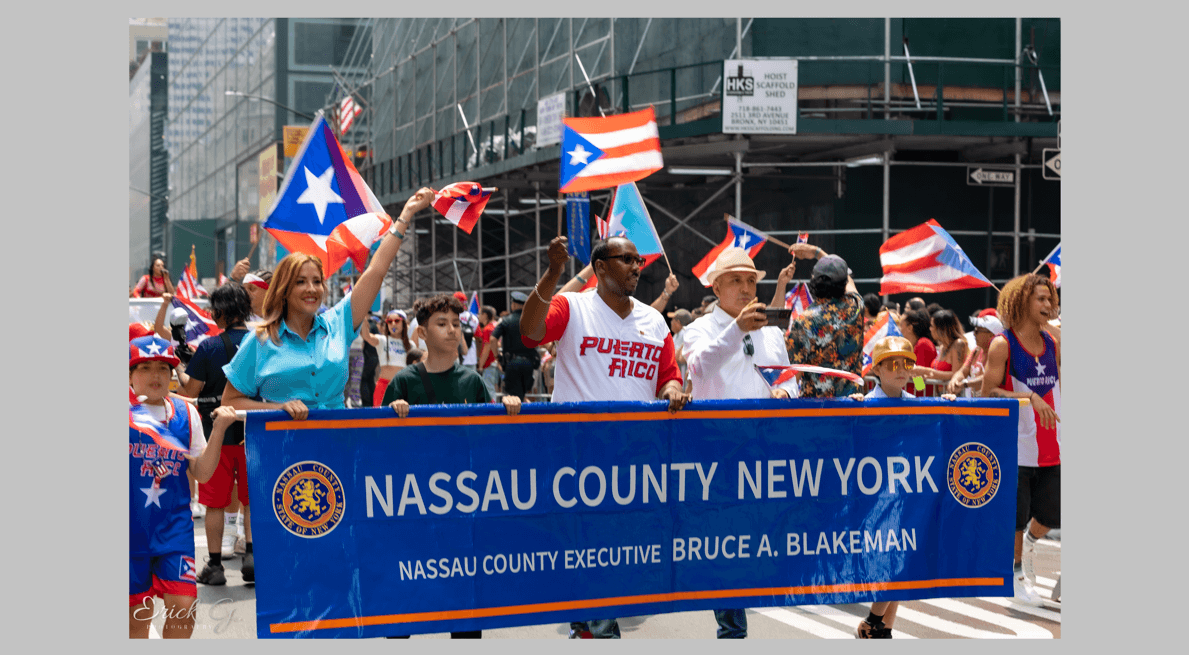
[340,96,362,134]
[176,247,207,300]
[432,182,493,234]
[559,107,663,194]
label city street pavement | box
[145,516,1061,639]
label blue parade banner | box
[245,398,1019,638]
[565,192,591,265]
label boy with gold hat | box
[848,335,955,637]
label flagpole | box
[1031,242,1060,276]
[457,104,479,159]
[574,54,606,118]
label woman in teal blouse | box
[221,188,433,419]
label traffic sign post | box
[1043,149,1060,180]
[967,167,1015,187]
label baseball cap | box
[169,307,190,326]
[811,255,849,285]
[453,291,468,303]
[129,335,181,369]
[969,313,1005,335]
[705,248,766,284]
[870,336,917,369]
[510,291,529,303]
[129,322,154,341]
[243,273,269,290]
[667,308,694,326]
[386,309,407,321]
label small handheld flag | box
[797,233,809,244]
[467,292,479,316]
[606,182,666,271]
[177,245,207,300]
[339,95,362,134]
[878,219,993,295]
[1038,243,1061,288]
[171,295,222,348]
[560,107,663,194]
[432,182,494,235]
[264,113,393,278]
[860,312,903,375]
[691,215,769,287]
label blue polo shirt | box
[223,296,360,410]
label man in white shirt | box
[520,235,689,639]
[680,247,797,638]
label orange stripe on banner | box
[560,168,665,194]
[269,577,1003,633]
[265,406,1009,431]
[563,107,655,134]
[599,139,663,160]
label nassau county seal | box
[272,461,345,538]
[947,442,1001,508]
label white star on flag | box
[567,144,593,166]
[296,166,345,224]
[141,481,167,508]
[736,233,751,249]
[145,342,162,355]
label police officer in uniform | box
[491,291,540,401]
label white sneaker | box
[221,532,237,559]
[191,501,206,519]
[1021,537,1037,583]
[1012,574,1044,606]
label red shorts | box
[198,445,248,508]
[374,377,393,407]
[130,552,198,606]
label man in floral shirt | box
[785,244,864,398]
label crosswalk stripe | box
[1034,575,1056,589]
[751,607,854,639]
[1038,538,1060,549]
[979,596,1061,622]
[917,598,1053,638]
[883,603,1019,638]
[795,604,919,639]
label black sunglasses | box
[596,253,647,266]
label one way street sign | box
[1043,149,1060,180]
[967,167,1016,187]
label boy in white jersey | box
[848,336,955,638]
[520,235,689,639]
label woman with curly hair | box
[979,273,1061,607]
[221,188,434,420]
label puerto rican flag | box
[467,291,479,315]
[264,114,393,278]
[784,283,814,331]
[176,247,207,300]
[878,219,993,295]
[432,182,493,235]
[755,364,864,388]
[1040,243,1061,288]
[606,182,666,270]
[171,295,222,348]
[691,215,768,287]
[559,107,663,194]
[340,95,362,134]
[860,311,904,375]
[797,232,809,244]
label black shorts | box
[1016,465,1060,531]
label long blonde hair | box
[255,253,326,345]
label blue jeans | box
[569,619,620,638]
[480,365,500,396]
[714,608,747,639]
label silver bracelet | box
[533,286,550,304]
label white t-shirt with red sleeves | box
[522,292,682,404]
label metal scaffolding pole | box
[884,18,891,120]
[735,151,743,220]
[1015,18,1022,122]
[881,156,890,299]
[1013,152,1021,276]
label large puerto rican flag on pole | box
[605,182,665,270]
[691,215,768,287]
[860,311,904,375]
[264,113,392,279]
[559,107,663,194]
[878,219,993,295]
[1040,243,1061,288]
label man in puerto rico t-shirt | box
[519,235,690,639]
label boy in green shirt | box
[383,294,520,639]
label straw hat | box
[706,248,766,284]
[870,336,916,369]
